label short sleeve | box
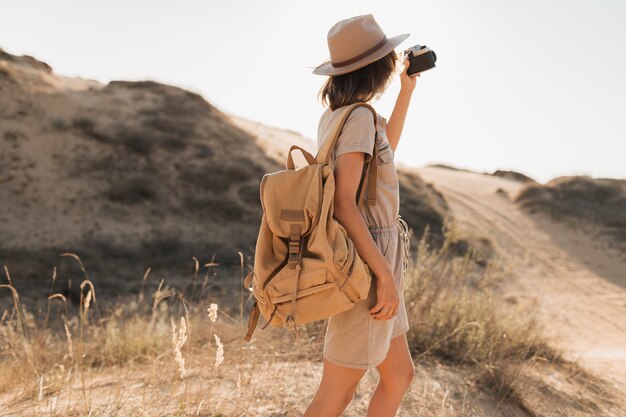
[334,106,376,164]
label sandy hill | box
[0,48,458,306]
[1,48,284,301]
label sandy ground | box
[412,165,626,392]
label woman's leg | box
[303,358,368,417]
[367,333,415,417]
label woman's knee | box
[380,364,415,390]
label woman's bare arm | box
[332,151,399,319]
[333,152,392,281]
[386,88,413,152]
[386,59,418,152]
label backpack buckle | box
[288,239,300,264]
[288,224,302,266]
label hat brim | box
[312,33,410,76]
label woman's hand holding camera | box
[368,269,400,320]
[400,57,420,93]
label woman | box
[304,14,419,417]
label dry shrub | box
[102,176,157,205]
[490,169,536,183]
[397,169,450,250]
[405,217,559,390]
[513,175,626,241]
[0,66,12,81]
[92,306,171,366]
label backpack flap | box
[259,164,323,239]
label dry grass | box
[405,219,556,366]
[0,222,623,416]
[403,219,555,413]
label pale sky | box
[2,0,625,183]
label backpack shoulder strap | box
[316,102,377,164]
[316,102,379,207]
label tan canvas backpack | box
[242,102,381,342]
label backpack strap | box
[286,145,317,170]
[354,127,380,207]
[316,102,379,207]
[242,300,260,342]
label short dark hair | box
[317,50,399,111]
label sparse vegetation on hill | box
[0,49,285,307]
[513,175,626,242]
[491,169,536,183]
[425,163,471,172]
[0,47,461,310]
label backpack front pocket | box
[264,266,334,302]
[268,270,355,324]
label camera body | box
[403,44,437,76]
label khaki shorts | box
[323,215,411,369]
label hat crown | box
[327,14,387,65]
[312,14,409,76]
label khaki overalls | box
[316,105,411,369]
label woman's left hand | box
[400,57,419,93]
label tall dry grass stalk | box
[63,318,74,362]
[60,253,101,320]
[44,266,58,329]
[171,316,189,379]
[2,266,29,340]
[137,267,152,304]
[79,279,98,322]
[151,279,175,327]
[200,258,220,300]
[213,334,224,368]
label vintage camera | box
[403,44,437,76]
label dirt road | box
[412,166,626,392]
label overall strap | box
[355,130,379,207]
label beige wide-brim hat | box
[312,14,410,76]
